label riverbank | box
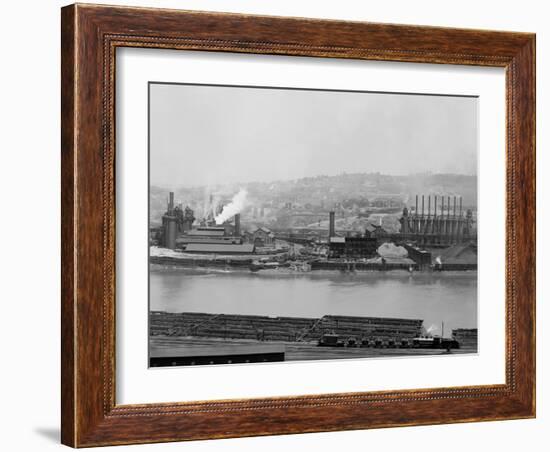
[150,255,477,272]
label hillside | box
[150,172,477,230]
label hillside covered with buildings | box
[150,172,477,235]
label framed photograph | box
[61,3,535,447]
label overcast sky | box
[149,83,477,188]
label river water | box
[150,268,477,334]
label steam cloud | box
[425,324,439,335]
[215,189,248,225]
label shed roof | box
[176,237,241,245]
[187,229,225,237]
[437,243,477,264]
[329,237,346,243]
[254,227,273,234]
[185,243,255,254]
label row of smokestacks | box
[327,194,474,246]
[400,195,474,245]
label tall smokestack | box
[427,195,432,236]
[163,191,177,250]
[329,211,335,238]
[421,195,425,235]
[414,195,419,233]
[459,197,463,242]
[168,192,174,214]
[453,196,457,243]
[234,213,241,237]
[422,195,430,216]
[453,196,457,217]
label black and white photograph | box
[148,82,478,367]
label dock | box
[150,342,285,367]
[150,336,476,367]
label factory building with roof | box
[185,243,255,254]
[250,227,275,246]
[177,237,242,246]
[326,211,378,259]
[157,192,254,254]
[187,228,225,237]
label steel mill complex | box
[150,191,477,271]
[149,190,478,366]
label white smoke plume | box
[215,189,248,225]
[425,324,439,335]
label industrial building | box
[328,236,379,258]
[399,194,475,245]
[155,190,477,266]
[160,191,250,254]
[364,223,387,239]
[176,227,242,246]
[327,210,379,258]
[176,236,242,246]
[160,192,197,249]
[435,243,477,266]
[249,227,275,246]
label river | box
[150,268,477,334]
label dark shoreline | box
[149,255,477,272]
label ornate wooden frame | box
[61,3,535,447]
